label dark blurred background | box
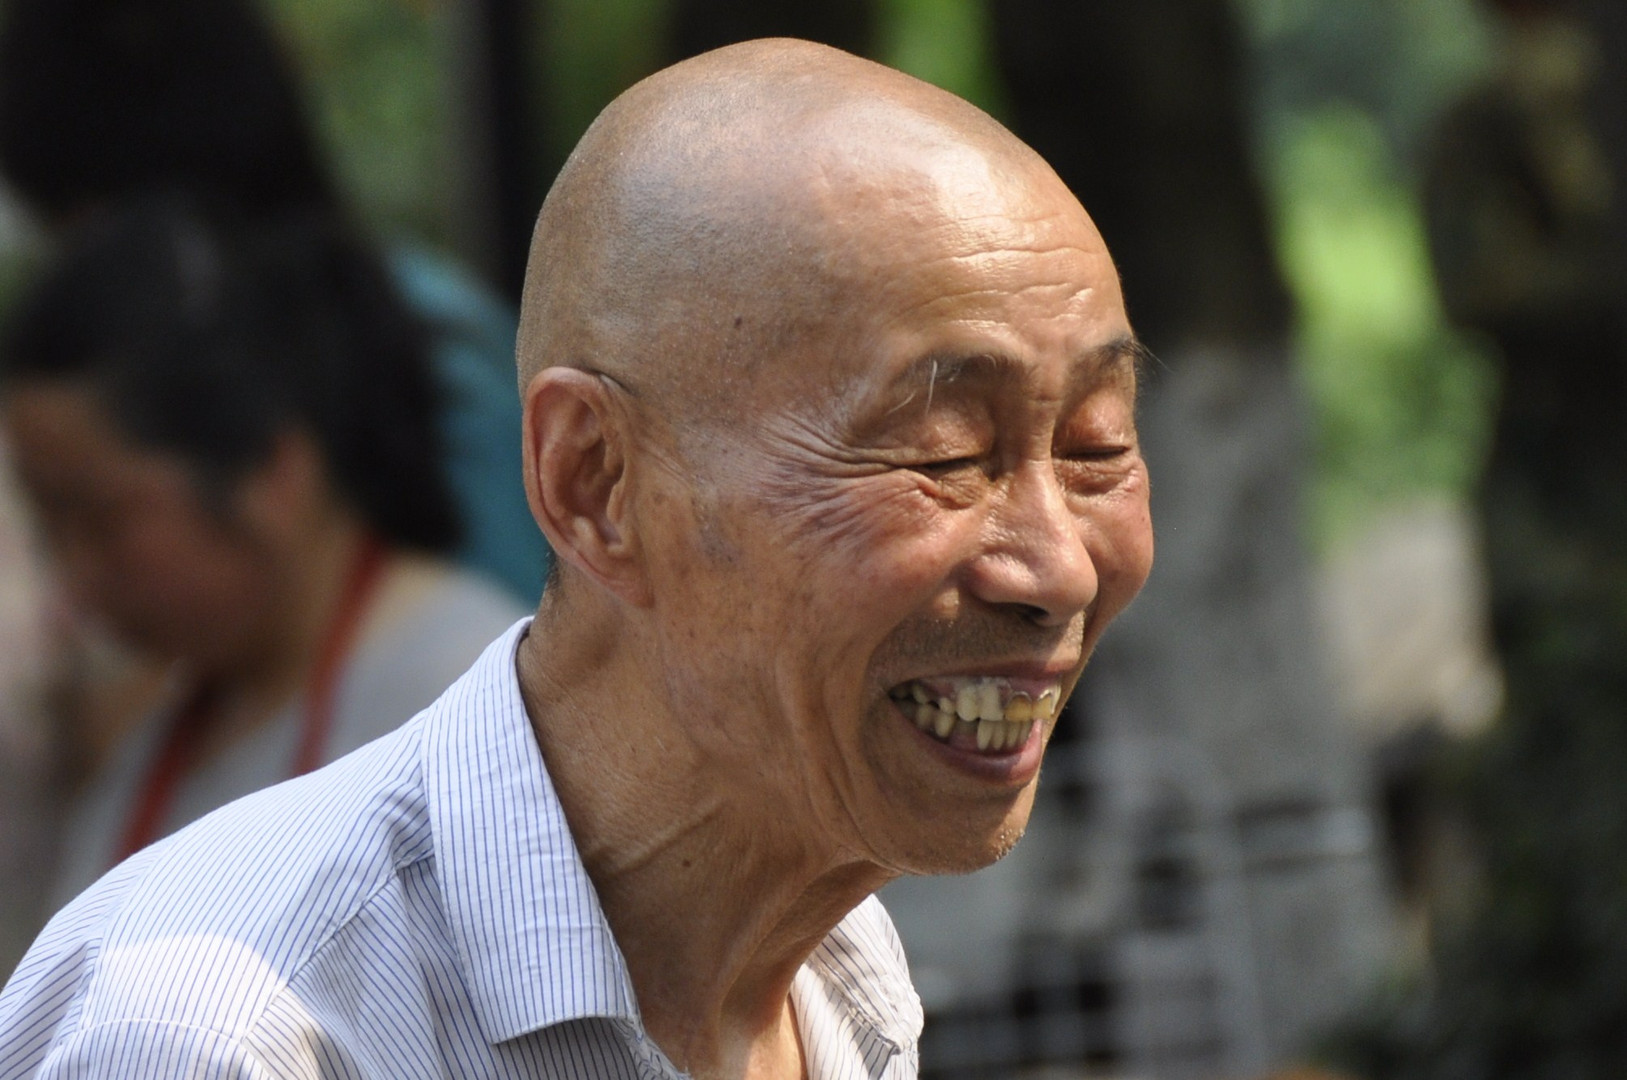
[2,0,1625,1077]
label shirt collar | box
[422,618,640,1044]
[800,897,925,1053]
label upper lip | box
[888,657,1079,688]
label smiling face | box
[623,138,1153,876]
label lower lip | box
[893,701,1046,786]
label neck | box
[517,598,894,1080]
[210,507,378,724]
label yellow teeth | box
[890,676,1058,752]
[955,685,978,722]
[891,676,1054,751]
[1036,688,1059,720]
[977,683,1002,721]
[890,680,1060,721]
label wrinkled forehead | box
[688,161,1117,440]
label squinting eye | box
[1062,446,1129,462]
[1056,444,1137,495]
[913,456,981,477]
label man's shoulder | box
[3,721,435,1043]
[0,689,467,1074]
[0,624,532,1075]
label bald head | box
[516,39,1074,424]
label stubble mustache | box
[874,607,1090,675]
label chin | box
[883,797,1036,878]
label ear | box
[522,368,651,606]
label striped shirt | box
[0,620,922,1079]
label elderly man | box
[0,39,1152,1080]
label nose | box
[962,460,1098,627]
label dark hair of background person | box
[0,0,334,222]
[0,200,460,554]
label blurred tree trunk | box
[446,0,547,300]
[1327,5,1627,1076]
[1582,0,1627,278]
[1473,0,1627,1073]
[663,0,871,61]
[990,0,1291,352]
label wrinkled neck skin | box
[517,590,893,1080]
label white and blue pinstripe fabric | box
[0,621,923,1079]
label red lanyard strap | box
[114,682,220,863]
[292,535,388,776]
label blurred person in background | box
[0,199,525,908]
[0,442,54,974]
[0,0,547,606]
[0,0,544,974]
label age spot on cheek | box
[690,491,743,567]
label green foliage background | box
[265,0,452,243]
[1234,0,1500,548]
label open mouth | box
[887,676,1061,753]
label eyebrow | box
[885,333,1154,400]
